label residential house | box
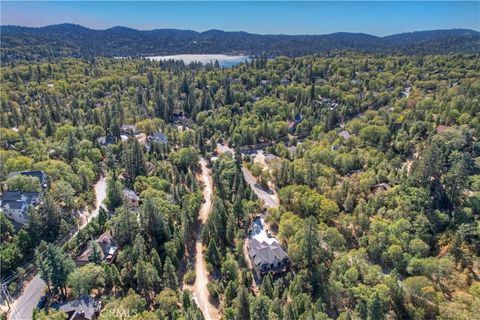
[8,170,48,188]
[264,153,279,164]
[280,78,290,86]
[76,231,118,266]
[248,218,289,277]
[0,191,41,225]
[287,114,304,134]
[371,183,391,194]
[123,188,140,208]
[338,130,352,140]
[55,295,101,320]
[96,135,115,146]
[146,132,168,151]
[148,132,168,144]
[120,124,138,136]
[249,238,289,277]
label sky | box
[1,1,479,36]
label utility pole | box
[0,283,12,312]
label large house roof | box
[7,171,47,185]
[123,188,139,201]
[56,295,101,320]
[249,238,288,266]
[1,191,40,205]
[77,230,117,263]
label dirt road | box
[188,158,220,320]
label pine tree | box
[66,130,77,161]
[111,206,140,246]
[151,248,163,279]
[135,260,160,299]
[224,280,238,308]
[162,256,178,290]
[367,292,385,320]
[132,234,147,264]
[89,241,102,264]
[106,177,123,210]
[260,272,274,298]
[251,295,270,320]
[235,286,250,320]
[140,198,170,248]
[46,244,75,296]
[122,138,146,182]
[35,244,52,294]
[226,211,236,246]
[206,239,221,268]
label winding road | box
[187,158,220,320]
[8,175,107,320]
[217,143,279,208]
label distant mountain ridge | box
[1,23,479,61]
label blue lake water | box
[146,54,250,67]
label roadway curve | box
[189,158,220,320]
[8,175,107,320]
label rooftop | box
[55,295,101,320]
[338,130,352,140]
[123,188,139,201]
[249,238,288,266]
[7,170,47,185]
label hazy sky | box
[1,1,479,36]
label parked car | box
[36,295,48,310]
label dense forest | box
[1,53,479,320]
[1,24,480,61]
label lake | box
[146,54,250,67]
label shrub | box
[184,270,196,285]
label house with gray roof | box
[55,295,101,320]
[0,191,41,225]
[338,130,352,140]
[120,124,138,135]
[123,188,140,208]
[146,132,168,151]
[248,218,289,277]
[8,170,48,188]
[148,132,168,144]
[249,238,289,277]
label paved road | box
[241,167,279,208]
[8,175,107,320]
[191,158,220,320]
[216,143,279,208]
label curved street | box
[8,175,107,320]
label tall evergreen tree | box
[235,286,251,320]
[122,138,146,182]
[162,256,178,290]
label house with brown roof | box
[76,231,118,266]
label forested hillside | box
[1,53,479,319]
[1,24,479,61]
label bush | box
[8,282,18,294]
[184,270,196,285]
[207,281,219,300]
